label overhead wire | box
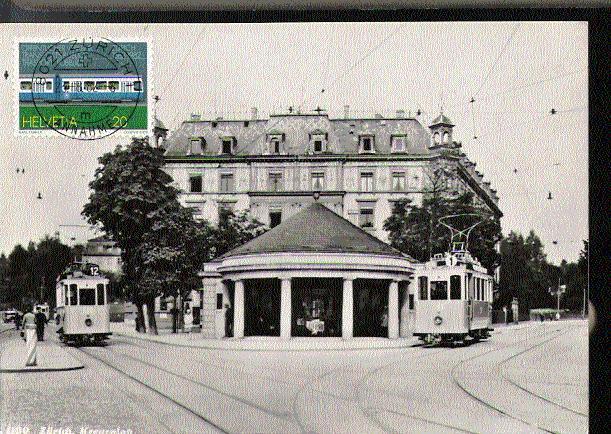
[473,23,521,98]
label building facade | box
[162,109,501,243]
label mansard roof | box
[219,202,406,259]
[163,113,432,157]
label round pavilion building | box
[200,202,416,340]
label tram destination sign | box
[17,38,149,140]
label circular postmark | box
[30,38,143,140]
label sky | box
[0,21,588,264]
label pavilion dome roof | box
[219,202,406,259]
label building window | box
[244,121,249,127]
[443,131,450,144]
[358,205,374,228]
[391,172,406,191]
[450,275,461,300]
[408,294,415,310]
[216,293,223,309]
[269,210,282,228]
[360,172,374,192]
[268,172,283,192]
[218,203,234,223]
[221,137,235,154]
[391,136,407,152]
[418,276,428,301]
[190,137,205,154]
[433,132,440,146]
[270,138,281,154]
[311,172,325,190]
[189,175,202,193]
[160,298,168,311]
[219,173,234,192]
[359,135,375,153]
[310,133,327,153]
[430,280,448,300]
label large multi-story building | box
[161,108,501,243]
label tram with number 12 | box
[55,262,112,345]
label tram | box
[19,74,143,103]
[413,214,494,345]
[55,262,112,345]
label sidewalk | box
[111,322,420,351]
[0,334,84,373]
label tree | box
[210,208,267,258]
[82,137,179,333]
[384,191,502,273]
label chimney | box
[250,107,258,120]
[396,109,406,119]
[190,113,201,121]
[374,113,383,119]
[344,105,350,119]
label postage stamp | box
[17,38,149,140]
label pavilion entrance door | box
[244,279,281,336]
[291,278,343,337]
[353,279,389,337]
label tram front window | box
[450,275,461,300]
[97,283,105,305]
[430,281,448,300]
[418,276,428,300]
[79,287,96,305]
[69,284,78,305]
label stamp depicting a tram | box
[17,39,148,139]
[55,262,112,345]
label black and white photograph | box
[0,15,597,434]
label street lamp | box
[548,278,566,320]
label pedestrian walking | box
[184,308,193,333]
[14,311,21,330]
[35,308,47,341]
[21,306,37,366]
[21,308,36,340]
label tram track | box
[450,323,584,434]
[69,344,227,434]
[496,329,588,418]
[351,324,552,434]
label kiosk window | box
[418,276,428,300]
[97,283,105,305]
[430,281,448,300]
[450,275,461,300]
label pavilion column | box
[342,278,354,338]
[234,279,245,338]
[280,278,292,339]
[388,280,399,339]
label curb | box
[0,365,84,373]
[112,331,417,352]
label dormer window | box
[309,131,328,154]
[391,135,407,152]
[221,137,236,154]
[359,135,375,153]
[190,137,205,154]
[267,132,285,154]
